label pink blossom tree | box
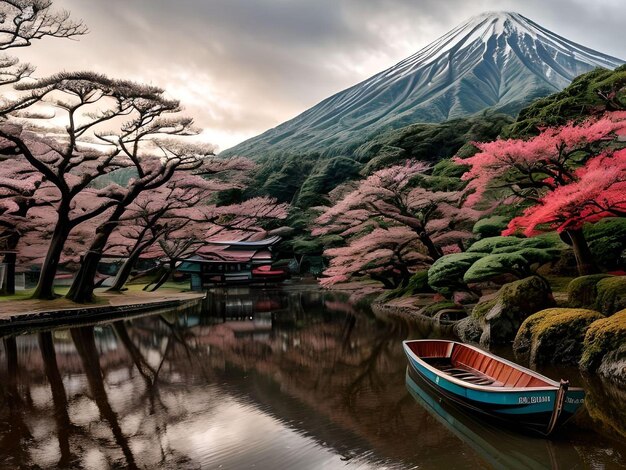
[103,165,287,293]
[138,196,290,292]
[320,226,430,288]
[314,162,477,261]
[0,0,86,293]
[455,114,626,274]
[0,72,224,300]
[503,149,626,236]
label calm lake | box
[1,284,625,469]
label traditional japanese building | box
[178,236,288,289]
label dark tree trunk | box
[565,229,598,275]
[398,264,411,287]
[108,237,156,293]
[1,251,16,295]
[38,332,73,467]
[65,251,102,303]
[67,203,136,302]
[66,214,122,302]
[371,273,395,289]
[32,213,71,300]
[71,326,138,469]
[1,204,30,295]
[418,232,443,261]
[146,261,175,292]
[107,255,138,293]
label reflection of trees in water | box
[71,326,138,469]
[1,337,32,469]
[0,288,625,468]
[38,332,74,467]
[194,296,454,458]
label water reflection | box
[0,285,624,469]
[405,368,581,469]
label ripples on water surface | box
[0,285,625,469]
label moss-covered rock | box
[513,308,603,365]
[454,316,482,343]
[567,274,613,308]
[580,309,626,383]
[595,277,626,316]
[465,276,555,346]
[472,297,497,319]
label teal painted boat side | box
[405,352,556,414]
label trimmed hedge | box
[428,252,485,295]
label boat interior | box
[407,341,551,388]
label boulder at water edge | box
[455,276,555,346]
[513,308,604,365]
[594,276,626,316]
[567,274,613,308]
[580,309,626,383]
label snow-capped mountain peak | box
[223,12,624,158]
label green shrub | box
[463,253,530,283]
[431,158,469,178]
[467,236,521,253]
[296,156,362,208]
[584,218,626,271]
[472,216,510,239]
[377,271,433,302]
[428,252,485,295]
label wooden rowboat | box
[403,339,585,436]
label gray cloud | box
[15,0,626,151]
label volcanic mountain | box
[223,11,623,158]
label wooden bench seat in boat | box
[415,342,549,389]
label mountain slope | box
[223,12,623,158]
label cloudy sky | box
[17,0,626,152]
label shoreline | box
[0,291,206,335]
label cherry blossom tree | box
[0,153,45,292]
[503,149,626,236]
[103,174,287,293]
[320,226,430,288]
[136,196,289,293]
[455,114,626,274]
[314,162,477,261]
[0,72,220,299]
[63,141,229,303]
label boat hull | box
[403,341,585,435]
